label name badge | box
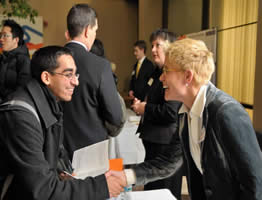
[147,78,154,86]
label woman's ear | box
[184,69,193,85]
[41,71,51,86]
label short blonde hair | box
[166,38,215,85]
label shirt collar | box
[138,56,146,64]
[190,84,207,118]
[68,40,88,51]
[179,84,207,117]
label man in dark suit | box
[131,29,183,200]
[129,40,155,101]
[63,4,124,159]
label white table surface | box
[109,109,145,165]
[109,189,177,200]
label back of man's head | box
[2,19,24,46]
[150,29,176,43]
[67,3,97,39]
[134,40,147,54]
[31,46,73,83]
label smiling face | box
[160,56,187,102]
[0,26,18,52]
[43,54,79,101]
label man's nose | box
[71,77,79,86]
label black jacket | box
[129,57,155,101]
[0,80,109,200]
[138,67,181,144]
[134,82,262,200]
[0,44,31,100]
[63,42,123,159]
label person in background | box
[63,4,124,159]
[110,62,118,85]
[90,38,126,137]
[0,19,31,102]
[131,29,183,199]
[0,46,124,200]
[90,38,105,58]
[90,38,118,85]
[129,40,155,101]
[112,38,262,200]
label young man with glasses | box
[0,19,31,102]
[0,46,124,200]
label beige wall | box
[1,1,167,93]
[29,0,81,46]
[27,0,138,93]
[90,0,138,93]
[138,0,163,60]
[168,0,203,35]
[209,0,258,121]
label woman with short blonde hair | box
[120,38,262,200]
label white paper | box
[110,189,177,200]
[72,139,109,179]
[128,115,141,124]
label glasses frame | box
[162,65,182,74]
[49,71,80,80]
[0,33,12,39]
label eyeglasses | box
[50,71,80,80]
[162,66,182,74]
[0,33,12,39]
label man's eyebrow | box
[61,68,74,73]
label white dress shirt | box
[67,40,88,51]
[179,84,207,174]
[125,85,207,184]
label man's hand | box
[107,170,127,187]
[59,171,75,181]
[131,98,146,115]
[105,171,127,198]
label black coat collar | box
[26,80,57,128]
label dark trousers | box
[142,140,184,200]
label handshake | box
[105,170,128,198]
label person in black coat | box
[0,46,124,200]
[129,40,155,101]
[63,4,124,159]
[0,19,31,102]
[131,29,183,199]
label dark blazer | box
[129,57,155,101]
[63,42,123,159]
[0,80,109,200]
[134,82,262,200]
[138,67,181,144]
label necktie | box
[136,61,141,78]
